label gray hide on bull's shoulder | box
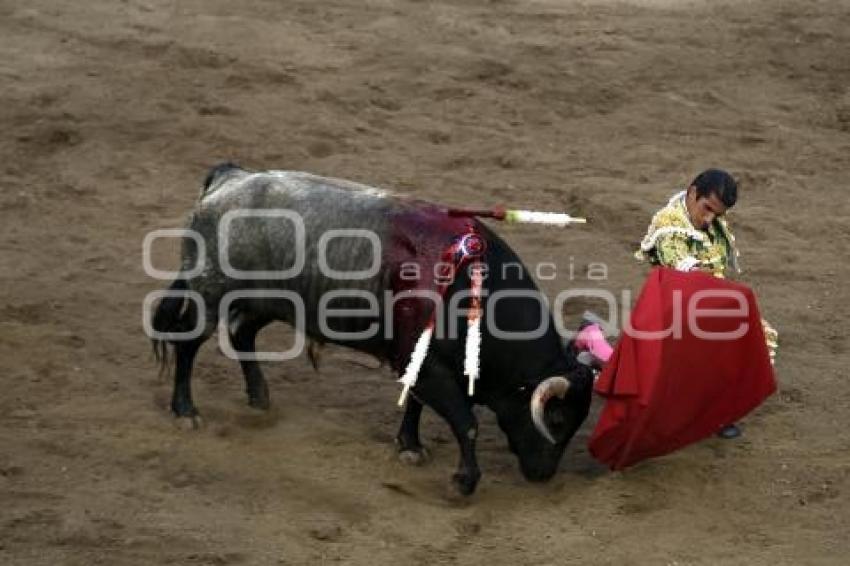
[186,169,396,346]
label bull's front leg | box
[396,397,431,465]
[413,361,480,496]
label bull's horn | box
[531,376,570,444]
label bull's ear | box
[530,376,570,444]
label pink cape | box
[589,268,776,470]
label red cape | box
[589,267,776,470]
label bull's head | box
[491,367,593,482]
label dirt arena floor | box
[2,0,849,564]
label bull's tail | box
[151,278,190,374]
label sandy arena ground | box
[1,0,849,564]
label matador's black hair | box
[691,168,738,207]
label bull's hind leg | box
[172,338,204,422]
[413,362,481,496]
[396,398,431,465]
[171,301,215,427]
[228,314,272,410]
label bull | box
[150,164,593,495]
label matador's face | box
[685,186,729,230]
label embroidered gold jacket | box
[635,190,739,278]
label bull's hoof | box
[451,472,480,497]
[174,415,204,430]
[247,383,270,411]
[398,447,431,466]
[248,395,270,411]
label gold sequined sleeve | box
[654,232,697,271]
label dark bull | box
[149,164,593,495]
